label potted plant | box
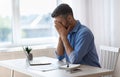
[23,46,33,61]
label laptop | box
[28,58,51,66]
[23,48,51,66]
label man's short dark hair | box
[51,4,73,18]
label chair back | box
[99,45,120,70]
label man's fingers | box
[54,22,62,30]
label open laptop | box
[23,48,51,66]
[28,58,51,66]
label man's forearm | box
[56,37,64,56]
[61,37,73,55]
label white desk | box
[0,56,113,77]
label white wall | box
[71,0,88,26]
[111,0,120,47]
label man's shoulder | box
[76,25,94,38]
[78,25,92,34]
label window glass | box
[20,0,57,39]
[0,0,59,49]
[0,0,12,43]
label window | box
[20,0,56,38]
[19,0,58,45]
[0,0,59,48]
[0,0,12,44]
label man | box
[51,3,100,67]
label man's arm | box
[54,21,73,56]
[61,35,73,55]
[56,37,64,56]
[68,31,94,64]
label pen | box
[67,62,69,68]
[66,58,69,68]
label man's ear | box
[67,15,72,22]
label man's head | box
[51,4,75,29]
[51,4,73,18]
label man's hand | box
[54,21,68,40]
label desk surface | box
[0,57,113,77]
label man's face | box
[54,15,70,29]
